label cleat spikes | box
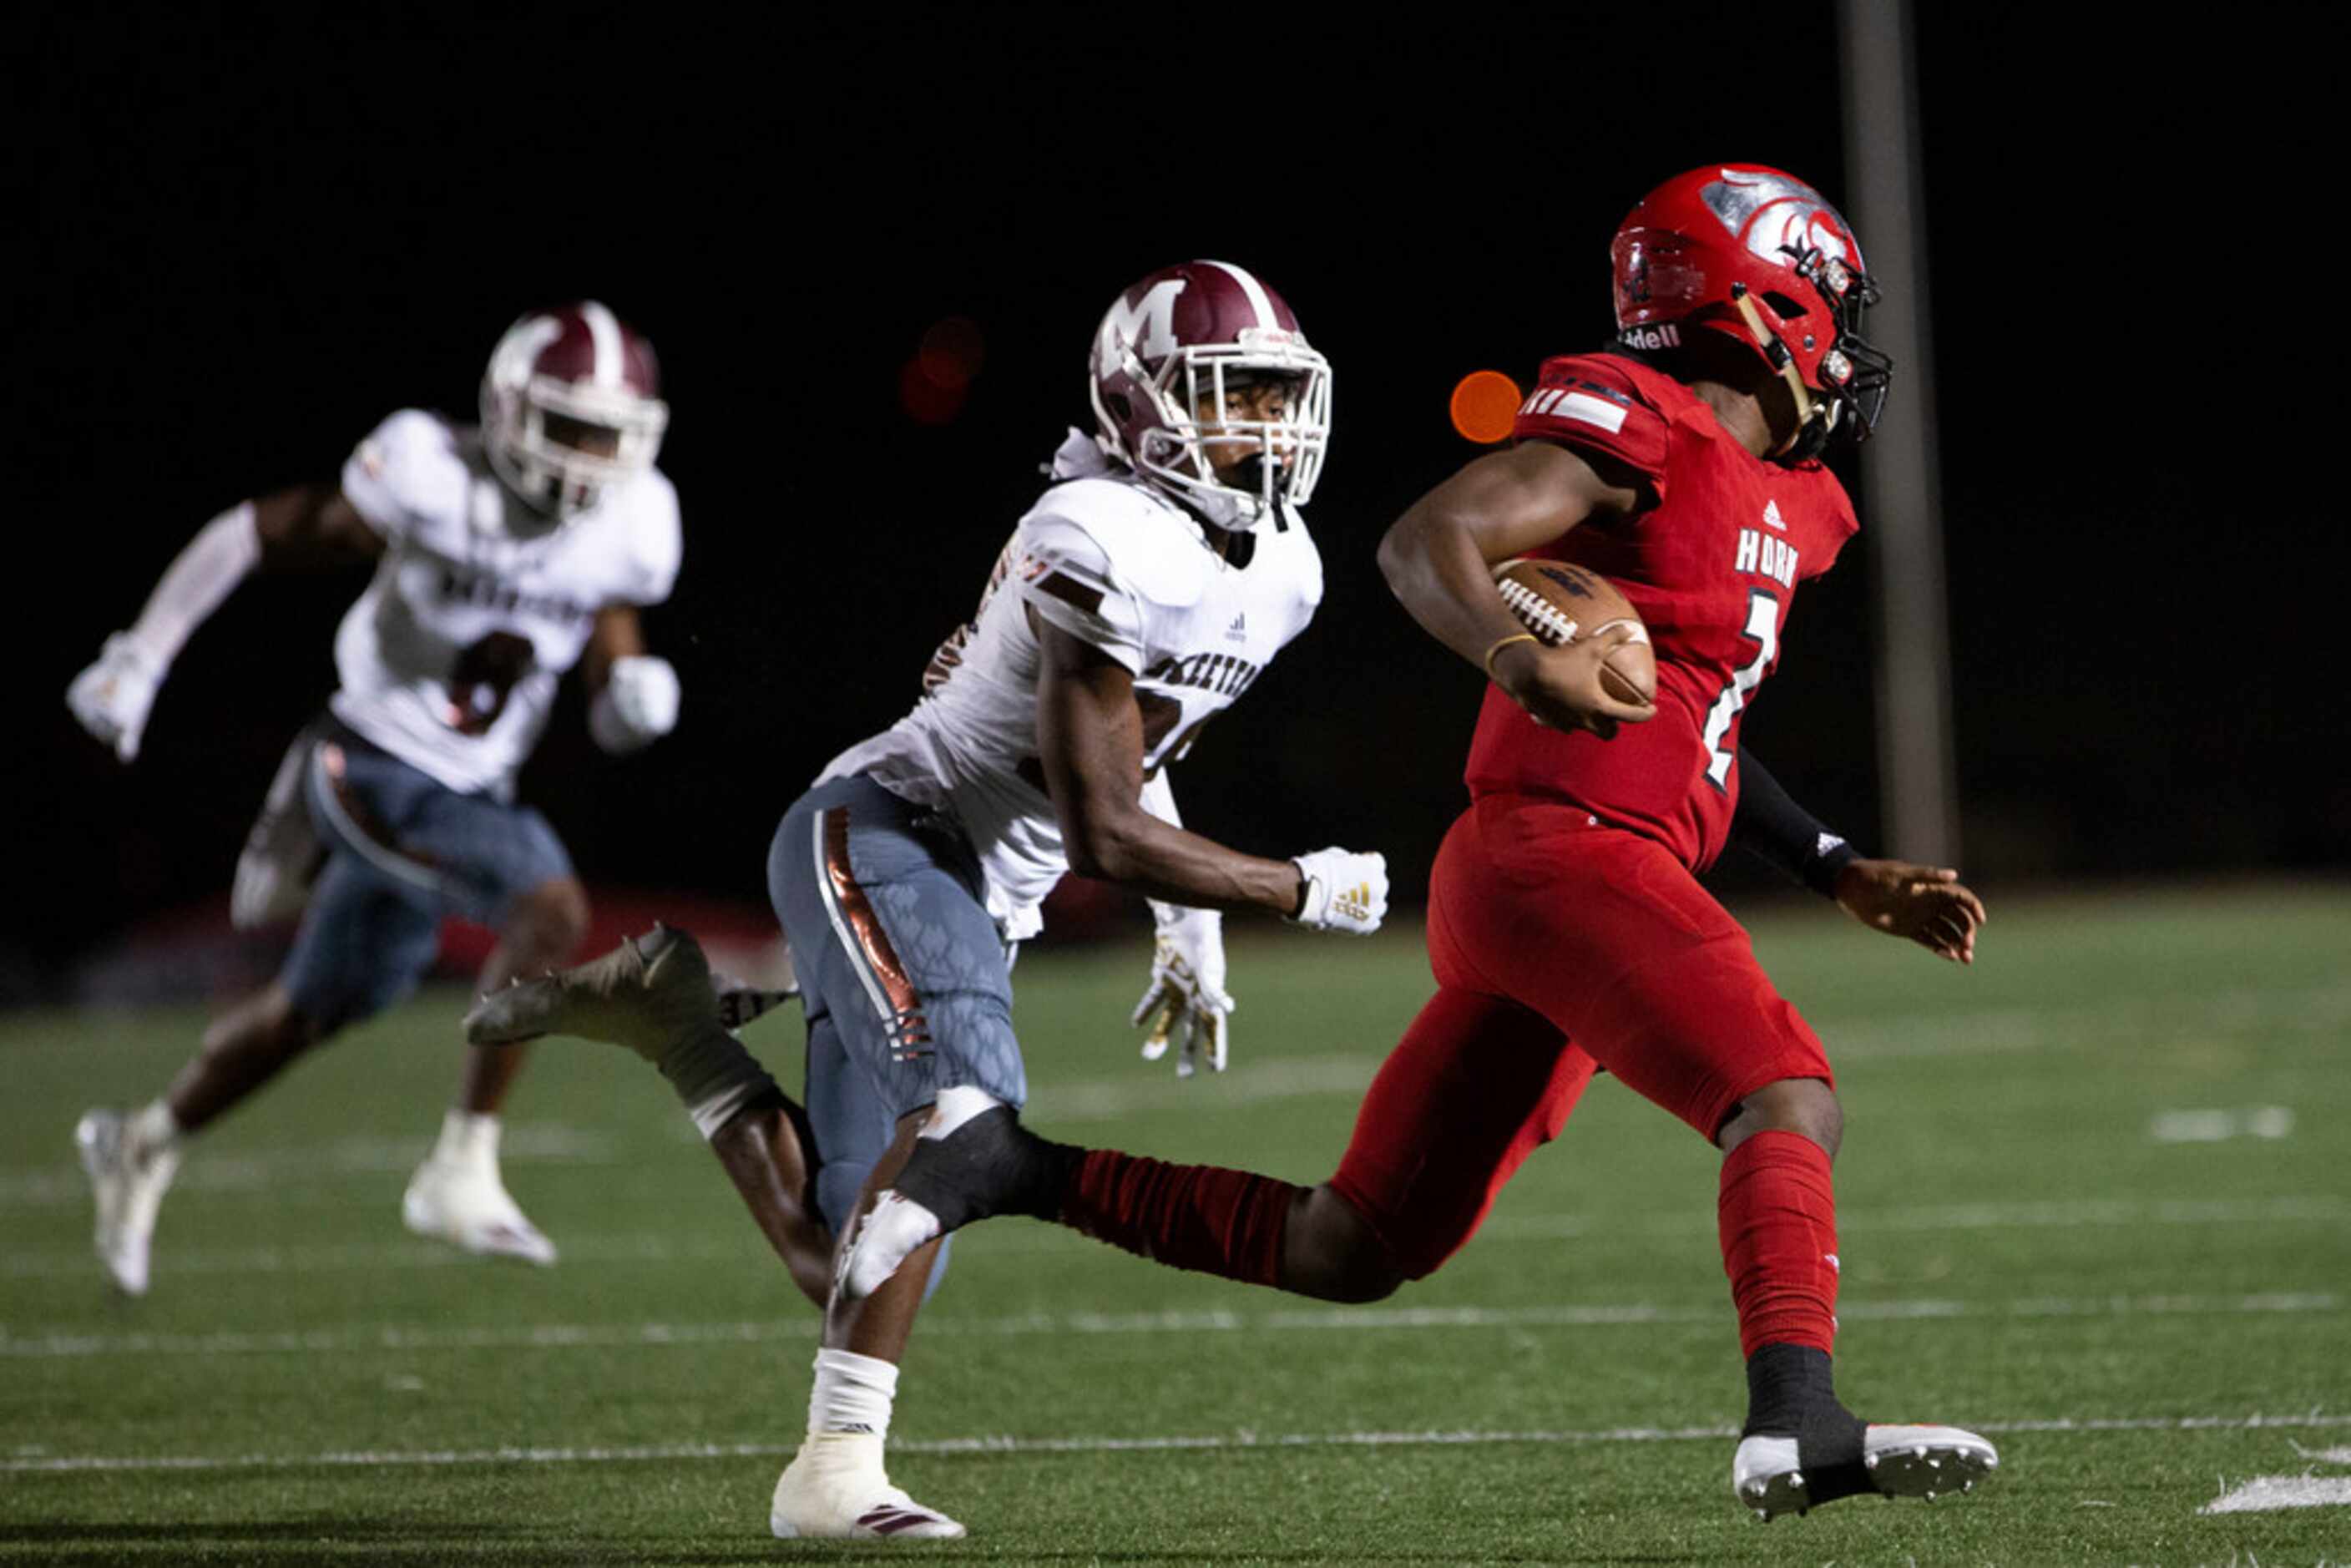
[1737,1424,1996,1520]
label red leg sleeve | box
[1717,1128,1841,1357]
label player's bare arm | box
[1378,441,1657,736]
[1033,617,1308,917]
[65,483,386,762]
[1732,746,1985,965]
[252,483,388,564]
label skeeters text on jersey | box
[331,410,681,797]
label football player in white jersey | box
[468,260,1390,1540]
[64,301,684,1294]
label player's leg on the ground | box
[405,875,589,1265]
[461,923,835,1302]
[1713,1078,1995,1513]
[771,1104,961,1538]
[766,777,1019,1540]
[403,796,587,1263]
[75,982,319,1296]
[1433,802,1998,1516]
[77,847,439,1295]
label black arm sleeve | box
[1731,747,1859,898]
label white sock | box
[433,1109,500,1166]
[129,1100,182,1159]
[807,1348,900,1439]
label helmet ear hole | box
[1104,392,1132,424]
[1762,291,1809,321]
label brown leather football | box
[1492,558,1657,706]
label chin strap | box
[1730,287,1822,460]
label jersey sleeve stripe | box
[1542,392,1636,434]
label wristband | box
[1483,631,1540,680]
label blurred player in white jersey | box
[468,260,1390,1540]
[65,301,685,1292]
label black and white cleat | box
[1734,1424,1997,1520]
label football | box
[1492,558,1656,706]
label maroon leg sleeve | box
[1060,1149,1297,1287]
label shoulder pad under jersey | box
[1022,477,1221,612]
[597,468,683,606]
[1511,354,1673,487]
[341,409,470,549]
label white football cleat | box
[1734,1424,1998,1519]
[402,1133,556,1267]
[463,923,725,1057]
[75,1109,179,1297]
[771,1433,964,1540]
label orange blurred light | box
[918,316,985,392]
[1449,370,1523,444]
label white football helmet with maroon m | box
[481,301,670,519]
[1089,260,1331,530]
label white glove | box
[589,655,680,754]
[1288,847,1389,935]
[66,634,164,763]
[1132,904,1235,1077]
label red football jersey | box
[1463,352,1859,870]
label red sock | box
[1060,1149,1297,1287]
[1717,1129,1840,1358]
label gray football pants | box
[768,775,1027,1256]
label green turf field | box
[5,884,2348,1565]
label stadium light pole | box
[1838,0,1962,866]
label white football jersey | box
[329,409,681,797]
[822,430,1323,940]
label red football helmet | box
[1610,164,1889,458]
[1089,260,1332,530]
[480,301,670,517]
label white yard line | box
[8,1192,2343,1277]
[3,1291,2336,1362]
[2202,1475,2351,1512]
[8,1412,2351,1477]
[0,1124,623,1208]
[8,981,2347,1208]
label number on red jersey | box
[1702,589,1781,791]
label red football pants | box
[1331,796,1833,1279]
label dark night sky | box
[10,7,2343,983]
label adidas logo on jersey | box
[1225,612,1247,644]
[1762,500,1787,532]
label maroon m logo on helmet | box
[1094,278,1186,379]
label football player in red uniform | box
[836,164,1999,1520]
